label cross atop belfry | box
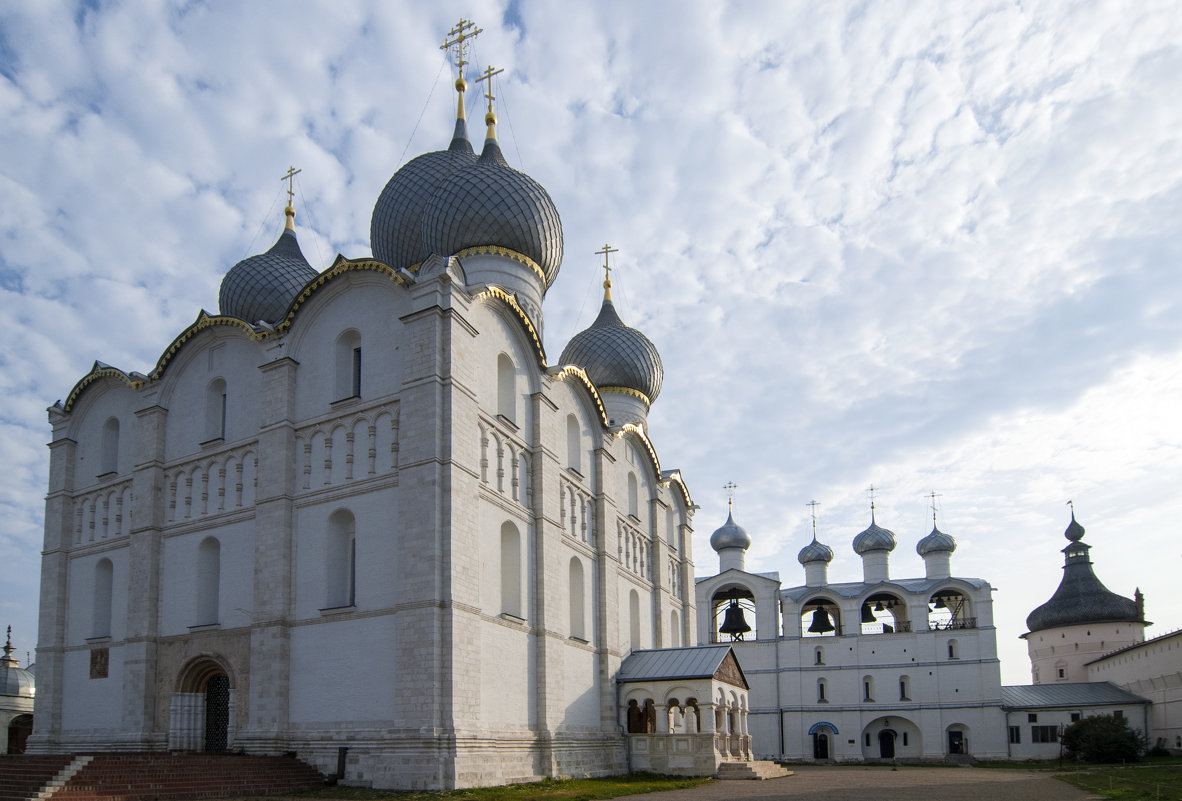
[441,18,482,75]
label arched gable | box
[150,311,261,382]
[63,361,140,413]
[276,255,412,335]
[615,425,693,510]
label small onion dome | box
[370,117,477,270]
[916,526,957,556]
[420,137,564,287]
[219,215,317,325]
[853,519,897,555]
[1065,512,1085,542]
[0,635,34,699]
[797,538,834,565]
[710,511,751,552]
[559,296,663,403]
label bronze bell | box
[861,604,876,623]
[807,607,835,633]
[719,601,752,639]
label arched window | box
[569,556,585,639]
[628,589,640,651]
[899,675,910,700]
[566,414,581,473]
[335,329,362,400]
[863,675,874,701]
[500,522,522,617]
[93,558,113,637]
[666,509,677,546]
[100,417,119,475]
[326,509,356,608]
[947,638,959,660]
[627,473,639,518]
[815,646,824,665]
[817,678,827,702]
[204,379,227,442]
[670,610,680,648]
[196,537,221,625]
[497,354,515,422]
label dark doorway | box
[7,714,32,754]
[203,673,230,752]
[948,730,965,754]
[878,729,896,758]
[813,732,829,759]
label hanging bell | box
[933,596,947,610]
[807,607,835,634]
[861,604,876,623]
[874,600,886,612]
[719,601,752,639]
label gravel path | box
[613,766,1094,801]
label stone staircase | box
[716,760,793,780]
[0,756,78,801]
[0,754,324,801]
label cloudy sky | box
[2,1,1180,685]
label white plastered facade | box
[31,251,697,789]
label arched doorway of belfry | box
[170,656,235,752]
[807,721,838,761]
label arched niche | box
[710,585,756,643]
[858,591,909,634]
[800,596,842,638]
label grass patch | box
[283,774,710,801]
[1054,758,1182,800]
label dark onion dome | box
[559,286,663,403]
[219,209,317,324]
[1,631,34,698]
[370,116,477,269]
[797,538,834,565]
[710,511,751,552]
[420,135,564,286]
[916,526,957,556]
[1026,513,1141,634]
[853,518,897,554]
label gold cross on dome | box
[595,243,619,285]
[441,18,482,74]
[281,165,301,207]
[476,65,505,115]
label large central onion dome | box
[370,115,477,270]
[370,76,563,287]
[420,136,563,285]
[560,282,663,404]
[219,206,317,325]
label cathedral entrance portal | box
[170,657,235,752]
[878,729,896,759]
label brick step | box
[716,760,794,780]
[0,755,322,801]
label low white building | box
[695,508,1007,763]
[1000,683,1150,760]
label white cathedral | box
[29,22,1180,788]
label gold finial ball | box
[485,111,497,126]
[456,76,467,92]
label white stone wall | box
[1086,631,1182,750]
[1027,621,1146,685]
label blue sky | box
[1,0,1180,685]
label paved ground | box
[614,766,1094,801]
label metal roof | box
[1001,682,1149,709]
[618,645,743,686]
[559,297,663,402]
[780,575,990,602]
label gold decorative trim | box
[150,311,262,380]
[477,286,547,365]
[276,255,412,334]
[553,365,609,428]
[600,385,652,406]
[64,363,136,413]
[456,245,548,284]
[614,424,692,509]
